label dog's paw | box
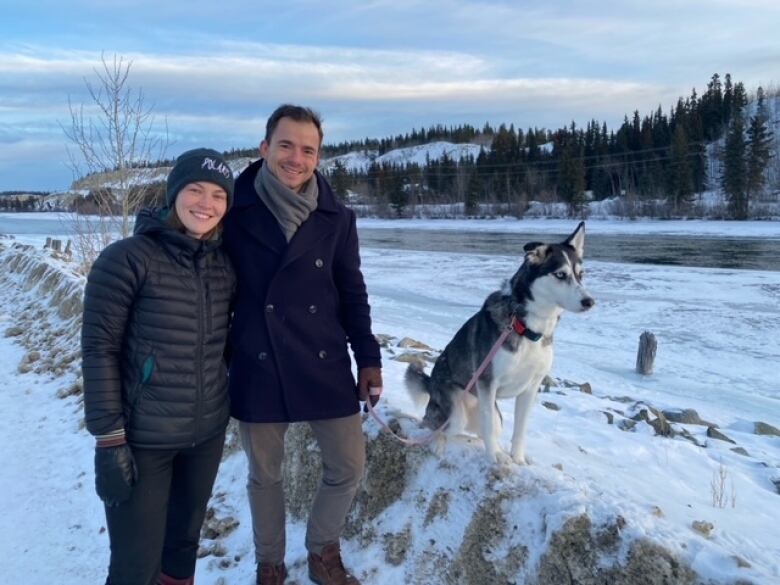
[495,451,514,467]
[511,452,531,466]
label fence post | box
[636,331,657,375]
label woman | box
[82,148,236,585]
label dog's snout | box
[581,297,595,310]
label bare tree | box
[62,52,167,267]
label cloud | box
[2,0,779,189]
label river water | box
[357,227,780,271]
[1,213,779,271]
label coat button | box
[257,352,267,361]
[318,350,327,359]
[315,258,324,268]
[308,305,317,314]
[265,304,274,313]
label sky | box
[1,216,779,583]
[1,0,779,192]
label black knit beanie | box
[166,148,234,210]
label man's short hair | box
[265,104,323,145]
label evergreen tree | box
[329,160,351,201]
[721,114,748,219]
[465,169,481,216]
[668,124,694,213]
[386,164,407,217]
[558,138,587,217]
[746,87,773,202]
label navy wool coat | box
[222,160,381,422]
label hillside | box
[5,89,779,219]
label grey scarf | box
[254,162,319,242]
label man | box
[222,104,382,585]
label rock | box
[56,382,82,399]
[197,541,228,558]
[608,395,635,404]
[397,337,434,350]
[618,419,637,432]
[632,407,673,437]
[731,555,752,569]
[535,516,698,585]
[392,351,436,364]
[383,524,412,566]
[754,421,780,437]
[542,401,561,411]
[731,447,750,457]
[771,478,780,495]
[200,510,239,540]
[4,326,24,337]
[691,520,714,538]
[662,408,716,427]
[579,382,592,394]
[541,375,558,390]
[602,411,614,425]
[651,506,664,518]
[706,426,736,444]
[423,490,451,527]
[677,428,703,447]
[374,333,396,348]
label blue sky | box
[1,0,778,191]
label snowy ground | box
[0,217,779,584]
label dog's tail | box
[404,360,431,409]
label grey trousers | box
[239,413,365,564]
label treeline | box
[228,123,489,160]
[0,197,39,211]
[70,183,166,215]
[322,74,777,219]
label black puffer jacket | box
[81,208,235,449]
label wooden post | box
[636,331,657,375]
[51,239,62,252]
[64,240,72,256]
[44,237,52,249]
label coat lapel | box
[233,200,286,254]
[278,171,341,271]
[278,209,335,270]
[231,164,341,265]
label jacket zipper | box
[193,257,204,446]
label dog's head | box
[512,222,594,313]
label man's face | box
[260,117,321,193]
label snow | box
[0,217,778,584]
[320,141,484,173]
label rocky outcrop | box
[281,414,710,585]
[0,243,84,384]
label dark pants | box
[104,431,225,585]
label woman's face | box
[174,181,228,239]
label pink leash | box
[365,317,517,446]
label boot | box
[307,542,360,585]
[256,562,287,585]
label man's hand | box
[95,443,137,507]
[358,367,383,412]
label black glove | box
[95,443,137,506]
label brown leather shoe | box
[256,562,287,585]
[308,542,360,585]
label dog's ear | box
[523,242,550,264]
[564,221,585,257]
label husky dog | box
[405,222,594,464]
